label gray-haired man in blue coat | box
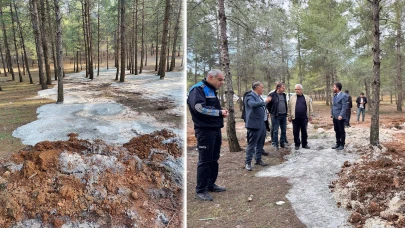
[244,81,272,171]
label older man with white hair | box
[288,84,313,150]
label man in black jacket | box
[188,69,229,201]
[344,90,353,127]
[356,92,367,123]
[267,83,288,151]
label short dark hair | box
[360,92,364,95]
[334,82,342,91]
[276,82,285,91]
[345,90,349,93]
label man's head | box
[206,69,225,89]
[333,82,342,93]
[345,90,349,94]
[276,82,285,94]
[295,84,303,96]
[360,92,364,97]
[252,81,264,95]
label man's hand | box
[338,116,342,120]
[222,109,229,117]
[265,96,272,103]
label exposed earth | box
[187,99,405,228]
[0,66,184,227]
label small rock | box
[349,212,362,223]
[142,200,148,208]
[368,201,380,213]
[393,178,400,188]
[276,201,285,206]
[248,195,253,202]
[131,192,138,200]
[343,161,351,167]
[3,171,10,177]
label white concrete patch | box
[257,124,395,228]
[12,68,184,145]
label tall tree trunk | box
[369,0,381,146]
[0,42,6,76]
[30,0,47,89]
[395,0,403,112]
[9,3,22,82]
[158,0,170,79]
[139,0,144,73]
[82,1,88,77]
[218,0,241,152]
[155,12,158,72]
[119,0,125,82]
[134,0,138,75]
[0,5,15,81]
[46,0,57,81]
[39,0,51,85]
[86,0,93,79]
[170,0,181,71]
[54,0,63,103]
[97,0,100,76]
[107,37,109,70]
[115,0,120,80]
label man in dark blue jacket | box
[187,69,229,201]
[244,81,272,171]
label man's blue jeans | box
[272,113,287,147]
[357,107,365,122]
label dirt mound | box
[333,151,405,227]
[0,130,183,227]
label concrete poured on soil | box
[12,69,184,145]
[257,125,394,228]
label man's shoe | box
[295,146,300,150]
[207,184,226,192]
[280,143,286,148]
[262,151,269,156]
[273,145,279,151]
[302,145,311,149]
[245,163,252,171]
[336,145,344,150]
[255,160,268,166]
[195,191,213,201]
[331,144,340,149]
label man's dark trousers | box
[333,118,346,146]
[272,114,287,146]
[246,124,266,164]
[292,117,308,147]
[345,109,351,126]
[195,128,221,193]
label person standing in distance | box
[288,84,313,150]
[331,82,348,150]
[344,90,353,127]
[244,81,272,171]
[187,69,229,201]
[356,92,367,123]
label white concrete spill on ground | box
[13,68,184,145]
[257,124,396,228]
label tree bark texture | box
[9,3,22,82]
[39,0,51,85]
[119,0,125,82]
[218,0,241,152]
[395,0,403,111]
[170,0,181,71]
[369,0,381,146]
[54,0,63,103]
[0,5,15,81]
[14,1,32,83]
[158,0,170,79]
[46,0,57,81]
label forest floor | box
[187,100,405,228]
[0,58,185,227]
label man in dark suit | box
[244,81,272,171]
[331,82,348,150]
[344,90,353,127]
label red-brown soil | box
[0,130,183,227]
